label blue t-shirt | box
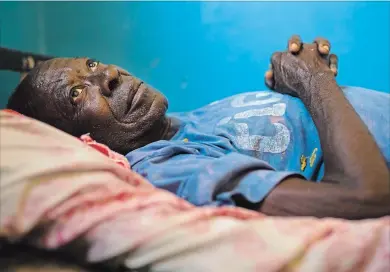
[126,87,390,208]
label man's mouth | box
[126,81,144,113]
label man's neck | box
[128,116,180,153]
[161,116,180,141]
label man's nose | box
[99,65,121,97]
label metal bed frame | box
[0,47,54,74]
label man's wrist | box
[300,72,340,103]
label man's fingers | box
[329,54,338,76]
[314,37,331,55]
[271,51,282,67]
[268,52,283,89]
[267,51,283,90]
[265,64,275,90]
[288,35,302,54]
[314,37,337,76]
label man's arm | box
[260,37,390,219]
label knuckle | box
[271,52,281,63]
[291,34,301,40]
[330,54,338,62]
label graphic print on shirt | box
[217,92,290,153]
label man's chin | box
[152,91,169,114]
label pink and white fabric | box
[1,110,389,272]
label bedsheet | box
[1,109,389,272]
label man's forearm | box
[261,38,389,218]
[260,77,389,219]
[302,75,389,194]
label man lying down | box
[7,35,390,219]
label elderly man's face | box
[21,58,170,154]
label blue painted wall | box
[1,2,389,111]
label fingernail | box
[322,45,329,52]
[265,70,273,79]
[291,43,299,52]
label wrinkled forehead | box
[46,57,89,70]
[34,57,89,88]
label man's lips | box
[126,81,144,113]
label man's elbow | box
[357,188,390,218]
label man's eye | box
[70,88,83,100]
[86,59,99,72]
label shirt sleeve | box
[129,147,303,209]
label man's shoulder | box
[186,87,387,112]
